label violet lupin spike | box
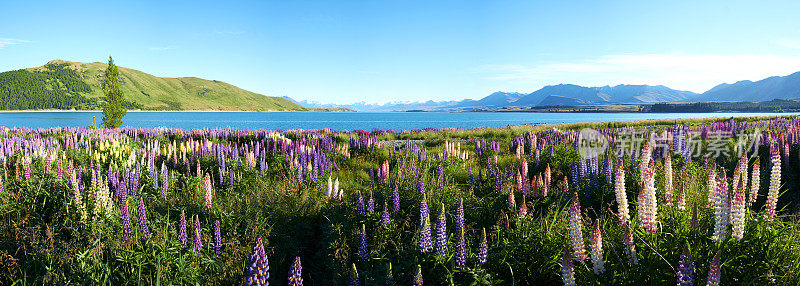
[245,237,270,286]
[137,197,151,239]
[193,215,202,254]
[288,256,303,286]
[478,227,487,265]
[213,220,222,256]
[435,203,447,257]
[561,246,576,286]
[179,210,187,248]
[358,224,369,261]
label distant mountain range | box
[290,71,800,111]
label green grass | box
[19,60,308,111]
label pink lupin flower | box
[561,246,576,286]
[507,189,516,211]
[765,145,781,222]
[676,184,687,210]
[544,164,551,196]
[637,166,658,233]
[204,173,213,208]
[748,159,760,207]
[622,222,638,265]
[664,155,673,206]
[614,164,629,224]
[568,191,587,262]
[707,168,717,208]
[589,219,605,274]
[706,252,721,286]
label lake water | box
[0,111,796,131]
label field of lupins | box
[1,116,800,285]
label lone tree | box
[101,56,126,128]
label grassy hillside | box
[0,60,307,111]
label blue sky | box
[2,0,800,104]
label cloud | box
[0,38,30,48]
[777,38,800,50]
[477,53,800,93]
[149,46,178,51]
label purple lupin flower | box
[193,215,202,253]
[419,195,432,253]
[245,238,270,286]
[677,246,695,286]
[381,200,391,225]
[367,191,375,213]
[348,264,359,286]
[137,197,151,239]
[161,162,168,196]
[478,227,487,265]
[392,185,400,214]
[438,163,444,189]
[288,256,303,286]
[179,210,187,248]
[413,264,423,286]
[455,198,466,270]
[435,203,447,257]
[358,224,369,261]
[213,220,222,256]
[121,203,132,239]
[417,175,425,195]
[356,191,365,215]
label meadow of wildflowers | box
[0,116,800,284]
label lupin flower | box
[348,264,359,286]
[637,166,658,233]
[179,210,187,248]
[731,179,746,239]
[561,246,576,286]
[749,159,760,207]
[706,252,721,286]
[614,164,629,223]
[385,262,395,285]
[712,177,729,242]
[478,227,488,265]
[622,223,638,265]
[366,191,374,213]
[193,215,202,253]
[381,200,390,225]
[664,155,673,205]
[419,196,432,253]
[707,169,717,207]
[137,197,151,239]
[213,220,222,256]
[417,175,425,195]
[765,147,780,222]
[121,203,132,239]
[358,224,369,261]
[161,162,168,196]
[589,219,604,274]
[204,173,213,208]
[288,256,303,286]
[392,185,400,214]
[435,203,448,257]
[356,191,365,215]
[413,264,423,286]
[568,191,587,262]
[245,238,270,286]
[677,246,695,286]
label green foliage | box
[0,63,97,110]
[101,57,127,128]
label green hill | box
[0,60,307,111]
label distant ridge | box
[0,60,307,111]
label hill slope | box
[691,71,800,102]
[0,60,306,111]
